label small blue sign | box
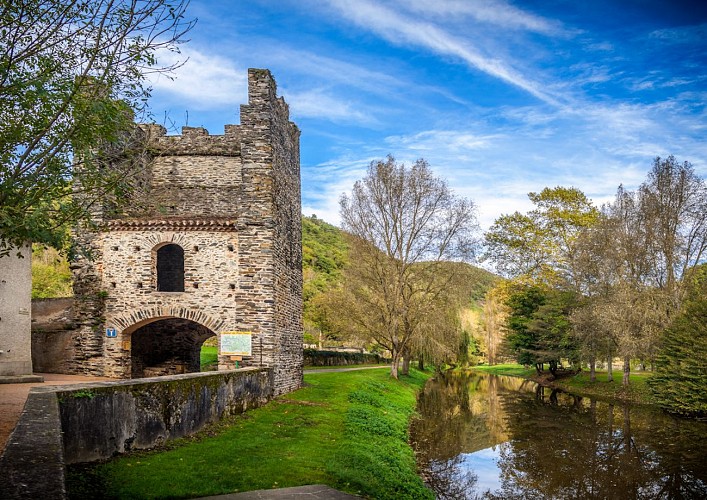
[106,327,117,338]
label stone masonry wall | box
[236,69,303,395]
[68,69,303,395]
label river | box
[410,371,707,499]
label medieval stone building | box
[57,69,302,395]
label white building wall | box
[0,243,33,376]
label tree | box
[570,156,707,386]
[0,0,195,255]
[639,156,707,299]
[484,186,599,286]
[339,156,478,378]
[504,284,578,377]
[650,266,707,416]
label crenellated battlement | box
[136,124,242,156]
[136,68,298,159]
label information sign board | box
[220,332,252,356]
[106,327,117,338]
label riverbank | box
[68,368,433,499]
[470,364,657,406]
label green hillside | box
[301,215,499,350]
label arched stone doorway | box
[129,318,216,378]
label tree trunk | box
[607,354,614,382]
[390,352,399,379]
[418,354,424,371]
[589,356,596,382]
[401,354,411,376]
[622,356,630,387]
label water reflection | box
[410,372,707,499]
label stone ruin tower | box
[70,69,302,395]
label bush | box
[303,348,384,367]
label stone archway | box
[128,318,216,378]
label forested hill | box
[301,214,499,346]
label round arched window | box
[156,244,185,292]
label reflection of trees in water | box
[423,455,480,500]
[412,372,538,498]
[413,372,707,499]
[489,386,707,499]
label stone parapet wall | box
[0,368,273,499]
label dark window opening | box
[157,244,185,292]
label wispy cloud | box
[324,0,561,105]
[385,130,502,153]
[287,89,377,125]
[649,23,707,44]
[402,0,567,35]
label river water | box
[410,371,707,499]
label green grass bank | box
[471,364,656,406]
[68,368,433,499]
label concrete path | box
[195,484,359,499]
[0,373,111,453]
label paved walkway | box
[195,484,359,499]
[0,373,111,453]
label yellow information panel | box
[220,331,252,356]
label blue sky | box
[147,0,707,231]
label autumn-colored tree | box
[484,186,599,286]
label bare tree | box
[571,157,707,386]
[339,156,478,378]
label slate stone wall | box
[67,69,303,395]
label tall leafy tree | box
[484,186,599,286]
[0,0,195,255]
[339,156,478,378]
[572,157,707,386]
[650,266,707,416]
[505,284,578,376]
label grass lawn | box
[470,364,656,405]
[68,368,433,500]
[199,345,218,371]
[554,369,656,405]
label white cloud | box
[149,46,247,109]
[385,130,503,152]
[649,23,707,44]
[286,89,378,125]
